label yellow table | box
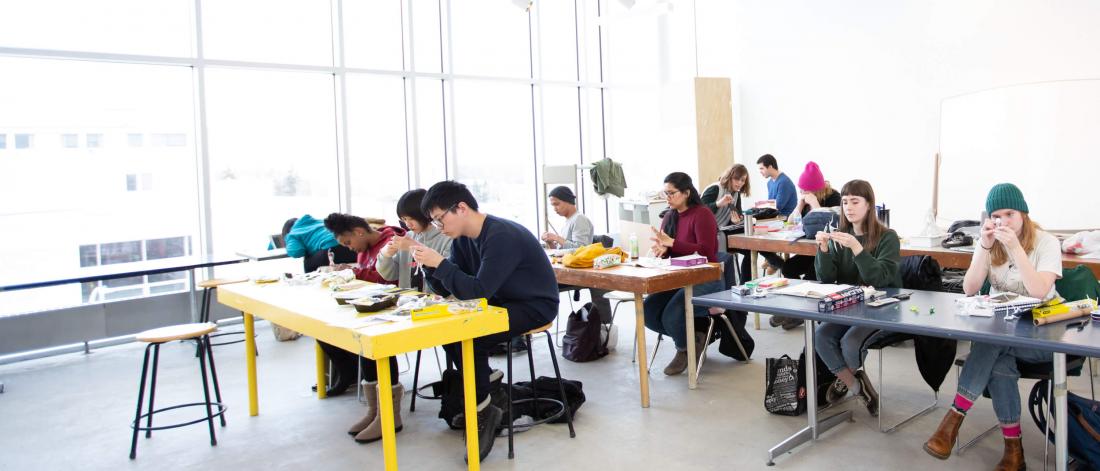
[217,281,509,471]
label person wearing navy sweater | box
[645,172,723,376]
[410,180,559,462]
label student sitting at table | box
[771,161,843,330]
[813,179,901,416]
[701,163,752,282]
[314,214,404,402]
[756,154,798,276]
[376,189,454,293]
[540,185,614,324]
[411,180,559,461]
[343,190,455,445]
[278,214,358,273]
[923,183,1061,471]
[645,172,724,376]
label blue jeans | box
[814,323,879,374]
[957,342,1052,424]
[643,279,724,350]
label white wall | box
[617,0,1100,237]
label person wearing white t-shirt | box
[924,183,1061,471]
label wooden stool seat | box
[525,323,553,336]
[137,323,218,343]
[197,278,248,289]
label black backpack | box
[716,310,755,361]
[797,347,838,411]
[899,255,943,291]
[562,302,609,363]
[504,376,586,427]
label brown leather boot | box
[994,437,1026,471]
[923,409,965,459]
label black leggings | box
[317,341,399,385]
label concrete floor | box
[1,296,1095,471]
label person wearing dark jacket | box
[701,163,752,282]
[410,180,559,461]
[644,172,724,376]
[813,180,901,417]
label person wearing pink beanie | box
[793,161,838,218]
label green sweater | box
[814,228,902,289]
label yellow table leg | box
[244,312,259,416]
[684,285,698,390]
[751,250,761,330]
[634,293,650,408]
[315,342,327,399]
[377,357,398,471]
[461,339,481,470]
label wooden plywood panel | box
[695,77,734,187]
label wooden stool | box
[196,278,250,353]
[129,322,227,459]
[505,323,576,460]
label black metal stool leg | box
[507,336,515,459]
[196,336,218,446]
[145,344,161,438]
[203,336,226,427]
[526,334,540,419]
[411,350,422,412]
[129,344,153,459]
[545,332,575,438]
[195,288,211,357]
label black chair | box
[695,251,751,380]
[129,323,227,459]
[505,323,576,459]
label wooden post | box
[695,78,734,185]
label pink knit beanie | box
[798,162,826,192]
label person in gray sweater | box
[539,186,613,323]
[376,189,453,292]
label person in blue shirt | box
[278,214,357,273]
[411,180,559,462]
[755,154,797,276]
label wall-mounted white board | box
[939,79,1100,230]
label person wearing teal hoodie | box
[279,214,357,273]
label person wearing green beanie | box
[924,183,1063,471]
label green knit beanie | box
[985,183,1029,215]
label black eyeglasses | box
[663,190,680,198]
[430,204,459,229]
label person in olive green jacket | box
[813,179,901,416]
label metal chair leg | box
[527,334,540,419]
[144,344,160,438]
[204,337,226,427]
[1044,378,1051,470]
[648,335,663,373]
[410,350,422,412]
[717,314,750,362]
[545,332,575,438]
[196,336,218,447]
[129,344,153,459]
[507,337,515,459]
[695,318,716,380]
[875,347,938,434]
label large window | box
[0,0,610,319]
[0,57,198,315]
[204,68,340,254]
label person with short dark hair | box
[410,180,559,461]
[540,185,614,324]
[376,189,453,291]
[755,154,798,276]
[644,172,724,376]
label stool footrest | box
[131,402,227,432]
[509,397,566,428]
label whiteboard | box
[939,80,1100,231]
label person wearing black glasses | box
[410,180,559,462]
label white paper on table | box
[773,282,852,298]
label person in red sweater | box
[314,213,405,401]
[645,172,723,375]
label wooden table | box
[553,262,722,400]
[217,281,508,471]
[728,233,1100,328]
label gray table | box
[694,286,1100,470]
